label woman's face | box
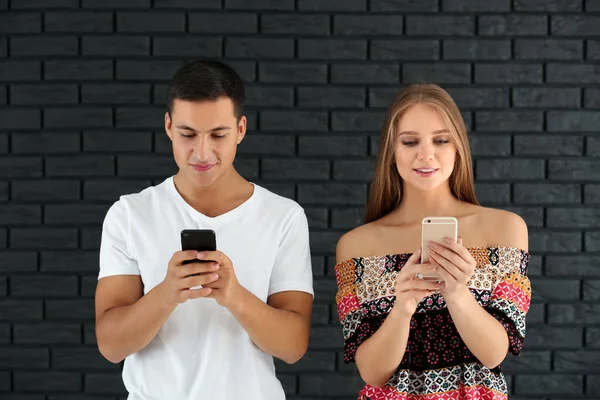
[394,103,457,192]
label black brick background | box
[1,0,599,399]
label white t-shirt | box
[98,176,314,400]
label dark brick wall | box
[1,0,598,399]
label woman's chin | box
[406,179,445,193]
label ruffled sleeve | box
[485,248,531,356]
[334,258,371,363]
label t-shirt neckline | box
[165,176,259,224]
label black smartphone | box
[180,229,217,265]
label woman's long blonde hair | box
[365,84,479,223]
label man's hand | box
[199,250,244,309]
[159,250,220,306]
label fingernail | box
[212,274,219,280]
[197,252,205,259]
[444,237,452,243]
[212,263,219,270]
[429,243,437,249]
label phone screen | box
[180,229,217,265]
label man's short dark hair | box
[167,60,245,119]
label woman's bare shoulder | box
[335,222,381,263]
[478,207,529,251]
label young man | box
[95,60,314,399]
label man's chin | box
[191,177,218,188]
[181,170,219,188]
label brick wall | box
[1,0,599,399]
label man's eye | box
[179,133,194,138]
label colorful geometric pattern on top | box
[334,247,531,400]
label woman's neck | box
[393,183,465,225]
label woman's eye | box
[401,141,418,146]
[435,139,450,145]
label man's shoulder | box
[253,184,304,217]
[105,179,171,222]
[117,179,170,207]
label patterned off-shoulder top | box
[334,246,531,400]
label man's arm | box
[95,275,176,363]
[96,251,220,363]
[228,289,313,364]
[198,239,313,364]
[203,207,314,364]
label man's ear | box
[165,112,173,141]
[236,115,247,145]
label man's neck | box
[173,169,253,217]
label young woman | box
[335,84,530,400]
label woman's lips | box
[414,168,438,177]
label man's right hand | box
[159,250,220,305]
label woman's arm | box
[336,233,442,387]
[354,306,413,387]
[443,286,510,368]
[428,211,529,369]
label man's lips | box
[190,164,215,172]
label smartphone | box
[418,217,458,282]
[180,229,217,265]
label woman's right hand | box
[392,248,443,318]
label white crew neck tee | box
[98,176,314,400]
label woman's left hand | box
[428,237,476,302]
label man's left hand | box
[196,250,244,309]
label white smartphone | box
[417,217,458,282]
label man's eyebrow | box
[208,126,232,132]
[176,124,197,132]
[175,125,232,133]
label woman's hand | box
[427,237,476,302]
[393,248,443,318]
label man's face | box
[165,97,246,189]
